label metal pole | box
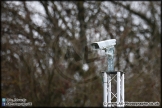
[107,74,111,107]
[106,46,114,107]
[117,72,121,107]
[121,73,124,107]
[103,72,107,107]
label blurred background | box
[1,1,161,107]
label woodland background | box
[1,1,161,107]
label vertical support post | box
[117,72,121,107]
[106,46,115,107]
[121,73,124,107]
[107,74,111,107]
[103,72,107,107]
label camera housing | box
[91,39,116,50]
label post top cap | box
[101,71,125,74]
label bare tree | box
[1,1,161,107]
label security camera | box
[91,39,116,50]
